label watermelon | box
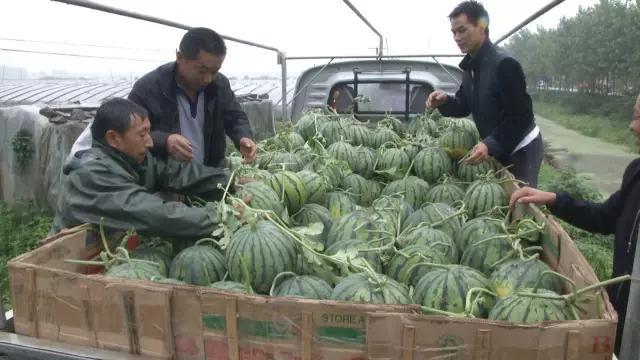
[490,258,563,299]
[268,171,308,214]
[169,240,227,285]
[325,240,383,272]
[413,147,452,184]
[341,173,380,207]
[320,120,346,145]
[270,273,333,299]
[324,191,358,220]
[376,147,411,180]
[379,116,406,136]
[129,247,171,277]
[105,261,164,280]
[237,181,285,216]
[425,181,465,206]
[385,245,451,286]
[297,170,330,205]
[226,220,298,294]
[327,140,357,168]
[407,115,437,137]
[396,226,458,262]
[380,176,430,209]
[295,110,323,140]
[371,196,414,233]
[457,160,494,184]
[209,280,252,294]
[268,151,303,172]
[374,127,401,148]
[402,142,422,160]
[331,272,412,304]
[317,159,350,188]
[464,179,508,219]
[402,203,463,238]
[413,265,494,317]
[351,146,377,179]
[455,216,506,253]
[292,203,333,243]
[326,210,389,247]
[488,288,575,323]
[460,234,514,275]
[439,126,476,160]
[345,124,373,148]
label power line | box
[0,47,165,62]
[0,36,170,53]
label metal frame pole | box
[494,0,566,45]
[278,52,288,121]
[342,0,384,58]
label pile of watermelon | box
[101,109,625,323]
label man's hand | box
[167,134,194,162]
[234,194,253,219]
[426,90,448,111]
[239,137,257,164]
[509,187,557,209]
[465,142,489,164]
[236,177,257,186]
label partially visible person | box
[53,98,240,239]
[509,93,640,356]
[427,0,542,186]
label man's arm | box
[61,166,219,238]
[128,86,172,157]
[549,191,621,235]
[220,81,252,149]
[437,82,472,117]
[482,58,534,157]
[155,157,230,200]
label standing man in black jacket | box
[128,27,256,167]
[510,94,640,356]
[427,1,543,186]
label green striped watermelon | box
[209,281,252,294]
[236,181,285,216]
[407,115,438,137]
[129,247,172,277]
[374,127,401,148]
[402,203,463,238]
[490,258,563,299]
[413,265,494,317]
[326,210,388,247]
[292,203,333,242]
[439,126,476,160]
[325,240,383,273]
[396,226,458,262]
[351,146,377,179]
[402,142,422,160]
[345,124,374,148]
[454,216,506,253]
[324,191,358,220]
[327,140,357,167]
[105,261,164,280]
[331,272,412,304]
[295,109,324,140]
[464,179,508,219]
[380,176,430,209]
[425,181,465,206]
[413,147,452,184]
[460,234,514,275]
[268,171,308,214]
[297,170,330,205]
[341,173,380,207]
[169,240,227,285]
[270,272,333,299]
[226,220,298,294]
[457,160,494,184]
[488,288,575,323]
[376,147,411,180]
[372,196,414,233]
[316,159,350,188]
[268,151,304,172]
[320,120,346,146]
[385,245,451,286]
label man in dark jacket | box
[427,1,543,186]
[510,94,640,355]
[128,27,256,167]
[53,98,232,239]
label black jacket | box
[438,40,536,157]
[128,62,252,167]
[549,158,640,353]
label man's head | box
[629,93,640,152]
[449,1,490,55]
[176,27,227,92]
[91,98,153,163]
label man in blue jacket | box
[427,1,542,186]
[128,27,256,166]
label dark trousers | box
[498,134,544,187]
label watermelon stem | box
[269,271,298,296]
[570,275,631,299]
[464,287,497,316]
[420,306,466,318]
[533,271,577,295]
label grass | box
[537,162,614,281]
[532,92,636,151]
[0,201,52,306]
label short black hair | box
[179,27,227,59]
[91,98,148,141]
[449,1,490,36]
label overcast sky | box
[1,0,598,78]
